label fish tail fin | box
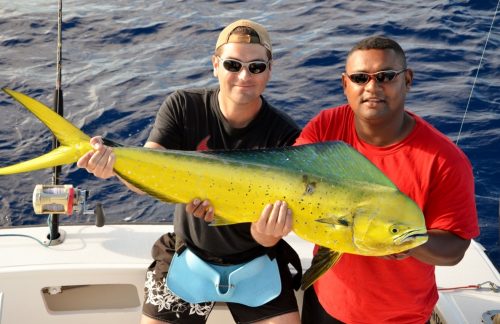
[301,247,343,290]
[0,88,91,175]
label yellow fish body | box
[0,88,428,288]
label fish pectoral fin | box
[301,247,342,290]
[316,216,350,227]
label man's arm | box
[76,137,166,194]
[79,137,293,246]
[408,229,471,266]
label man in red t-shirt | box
[297,36,479,324]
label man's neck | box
[355,112,415,147]
[218,93,262,128]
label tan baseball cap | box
[215,19,272,53]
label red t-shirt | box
[295,105,479,324]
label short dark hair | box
[347,36,407,68]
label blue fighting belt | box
[166,246,281,307]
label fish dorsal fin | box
[203,142,396,188]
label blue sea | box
[0,0,498,267]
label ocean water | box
[0,0,498,267]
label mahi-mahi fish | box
[0,88,428,288]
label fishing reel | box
[32,184,105,227]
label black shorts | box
[301,287,345,324]
[142,233,299,324]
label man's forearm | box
[409,229,471,266]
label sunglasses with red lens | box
[217,56,269,74]
[346,69,407,85]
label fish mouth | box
[394,229,428,245]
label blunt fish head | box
[352,190,428,256]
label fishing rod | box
[47,0,64,243]
[455,0,499,248]
[456,0,498,146]
[39,0,104,245]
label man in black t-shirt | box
[77,19,301,324]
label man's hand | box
[186,199,214,222]
[77,136,116,179]
[185,199,293,247]
[251,200,293,247]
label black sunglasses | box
[346,69,407,85]
[217,56,270,74]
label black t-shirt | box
[147,88,300,262]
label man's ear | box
[212,55,219,77]
[341,73,348,92]
[405,68,414,91]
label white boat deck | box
[0,224,167,324]
[434,240,500,323]
[0,224,498,324]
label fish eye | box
[389,225,400,234]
